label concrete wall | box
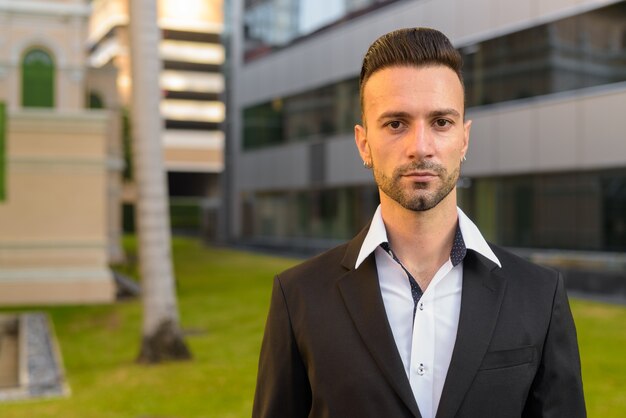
[464,83,626,176]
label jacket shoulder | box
[276,241,350,288]
[488,243,560,288]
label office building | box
[88,0,225,235]
[227,0,626,257]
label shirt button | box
[419,302,424,311]
[416,363,425,376]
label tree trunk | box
[129,0,191,363]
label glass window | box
[463,2,626,107]
[248,185,378,240]
[88,91,105,109]
[22,49,55,108]
[602,174,626,251]
[464,171,626,252]
[244,0,401,61]
[243,99,285,149]
[242,77,359,150]
[244,171,626,251]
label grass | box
[0,236,624,417]
[572,299,626,416]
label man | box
[253,28,586,418]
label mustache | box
[393,160,446,177]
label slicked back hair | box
[359,27,464,118]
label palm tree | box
[129,0,191,363]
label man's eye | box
[435,119,451,128]
[388,121,402,129]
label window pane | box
[242,77,358,150]
[463,2,626,108]
[243,101,284,149]
[22,49,55,108]
[467,171,626,251]
[88,92,105,109]
[244,0,401,61]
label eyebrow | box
[376,108,461,124]
[429,108,461,119]
[376,111,412,124]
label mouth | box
[402,171,439,182]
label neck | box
[379,192,459,287]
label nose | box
[406,121,435,160]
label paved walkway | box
[0,313,69,402]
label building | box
[226,0,626,258]
[88,0,225,236]
[0,0,123,305]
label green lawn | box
[0,236,625,417]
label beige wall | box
[86,63,125,264]
[0,110,117,305]
[86,62,120,110]
[0,1,123,305]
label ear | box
[461,119,471,159]
[354,123,371,163]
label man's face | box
[355,65,470,212]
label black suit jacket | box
[253,226,586,418]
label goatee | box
[372,160,459,211]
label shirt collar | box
[354,205,501,269]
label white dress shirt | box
[355,205,501,418]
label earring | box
[461,155,467,162]
[363,160,372,169]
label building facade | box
[227,0,626,256]
[0,0,123,305]
[88,0,225,236]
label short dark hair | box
[359,27,463,114]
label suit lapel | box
[436,251,507,418]
[337,230,422,418]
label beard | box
[372,159,459,212]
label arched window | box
[88,91,105,109]
[21,49,55,108]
